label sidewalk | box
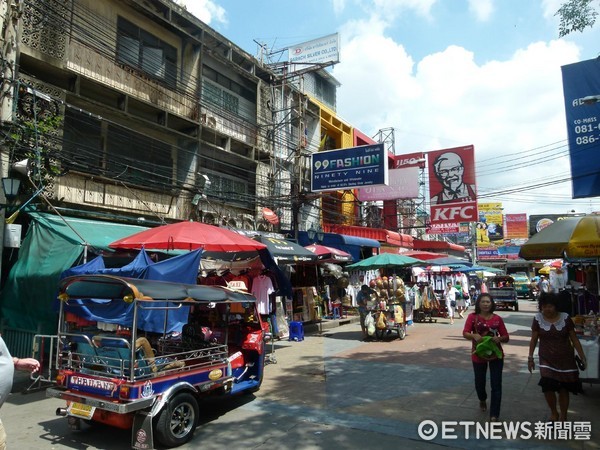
[303,314,361,334]
[261,300,600,449]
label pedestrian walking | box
[356,285,373,339]
[527,292,586,422]
[462,293,509,421]
[0,335,40,450]
[443,281,458,324]
[538,275,550,294]
[455,283,467,318]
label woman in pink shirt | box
[462,293,509,421]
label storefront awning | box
[413,239,466,254]
[296,231,380,262]
[0,212,150,334]
[323,224,414,248]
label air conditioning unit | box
[4,224,22,248]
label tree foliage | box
[556,0,599,37]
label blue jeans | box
[473,358,504,418]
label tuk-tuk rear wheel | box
[155,392,199,447]
[398,326,406,340]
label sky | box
[178,0,600,217]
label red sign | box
[426,223,460,234]
[427,145,478,224]
[504,213,528,240]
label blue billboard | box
[561,58,600,198]
[310,143,388,192]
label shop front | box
[413,239,467,258]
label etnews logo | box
[417,420,592,441]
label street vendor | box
[357,285,374,339]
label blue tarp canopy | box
[296,231,380,262]
[59,249,202,333]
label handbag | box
[575,355,586,371]
[450,300,456,308]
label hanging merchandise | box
[251,273,275,315]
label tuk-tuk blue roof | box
[59,275,255,303]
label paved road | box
[2,298,599,449]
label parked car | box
[487,275,519,311]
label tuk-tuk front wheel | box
[155,392,199,447]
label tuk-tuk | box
[511,272,532,299]
[46,275,269,449]
[487,275,519,311]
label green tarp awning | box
[0,212,148,333]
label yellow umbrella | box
[520,215,600,292]
[519,215,600,259]
[538,266,554,275]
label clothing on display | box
[252,275,275,315]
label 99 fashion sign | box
[427,145,478,225]
[311,144,388,192]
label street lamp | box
[0,177,21,211]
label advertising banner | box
[427,145,478,224]
[426,223,460,234]
[357,167,419,201]
[311,143,388,192]
[561,58,600,198]
[289,33,340,69]
[394,152,426,169]
[528,213,579,237]
[476,203,504,248]
[478,248,500,260]
[504,213,528,240]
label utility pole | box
[0,0,22,287]
[471,221,478,265]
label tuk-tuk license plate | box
[68,402,96,420]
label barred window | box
[116,17,177,87]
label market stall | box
[347,253,424,339]
[519,214,600,383]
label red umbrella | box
[304,244,353,263]
[109,221,267,252]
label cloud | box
[332,0,346,15]
[332,12,584,213]
[468,0,494,22]
[373,0,438,18]
[540,0,563,21]
[333,0,437,19]
[177,0,227,25]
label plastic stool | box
[288,321,304,341]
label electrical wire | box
[16,0,600,229]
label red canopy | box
[304,244,353,263]
[109,221,268,252]
[402,250,449,260]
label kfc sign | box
[427,145,478,224]
[431,204,478,223]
